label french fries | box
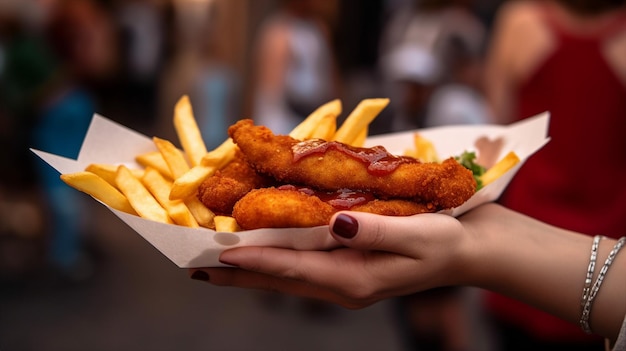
[169,165,216,201]
[136,151,173,179]
[60,171,136,214]
[85,163,144,187]
[184,197,215,228]
[60,95,224,228]
[404,133,440,163]
[308,113,337,141]
[174,95,207,167]
[214,215,240,232]
[481,151,520,187]
[168,138,237,201]
[153,137,190,179]
[333,98,389,145]
[351,126,368,148]
[141,167,198,227]
[116,165,173,224]
[290,99,341,140]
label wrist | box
[454,203,504,287]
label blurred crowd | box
[0,0,501,283]
[2,0,625,350]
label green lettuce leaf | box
[455,151,486,190]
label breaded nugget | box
[197,151,273,215]
[232,188,336,230]
[232,187,437,230]
[351,199,434,216]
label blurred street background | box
[1,200,407,351]
[1,0,504,350]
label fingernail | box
[191,270,209,282]
[219,257,238,267]
[332,213,358,239]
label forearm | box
[461,204,626,340]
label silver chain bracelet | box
[581,235,603,309]
[579,236,626,334]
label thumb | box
[329,211,456,257]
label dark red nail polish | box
[332,213,358,239]
[191,270,209,282]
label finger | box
[218,246,366,285]
[217,245,421,299]
[329,211,461,257]
[220,247,404,300]
[189,267,377,309]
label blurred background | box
[0,0,504,350]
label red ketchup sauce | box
[277,185,375,210]
[291,139,419,176]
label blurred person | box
[423,36,491,127]
[117,0,164,83]
[483,0,626,349]
[115,0,166,131]
[191,0,244,150]
[380,42,442,131]
[189,204,626,351]
[27,0,119,282]
[250,0,341,135]
[156,0,243,149]
[379,0,486,70]
[379,0,487,131]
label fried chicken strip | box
[228,119,476,209]
[197,150,274,215]
[232,187,435,230]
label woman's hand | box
[189,204,626,341]
[189,206,481,309]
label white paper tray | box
[32,112,550,268]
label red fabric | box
[488,5,626,342]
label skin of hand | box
[189,203,626,342]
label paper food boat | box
[31,112,550,268]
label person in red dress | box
[483,0,626,349]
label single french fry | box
[184,196,215,228]
[84,163,117,186]
[141,167,198,228]
[153,137,190,179]
[173,95,207,167]
[309,113,337,141]
[332,98,389,145]
[169,165,217,200]
[167,138,238,201]
[60,172,136,214]
[481,151,520,187]
[404,133,439,163]
[136,151,173,179]
[351,126,368,147]
[289,99,342,140]
[116,165,173,224]
[85,163,144,187]
[200,138,237,168]
[214,215,240,232]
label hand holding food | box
[193,205,479,308]
[192,203,626,346]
